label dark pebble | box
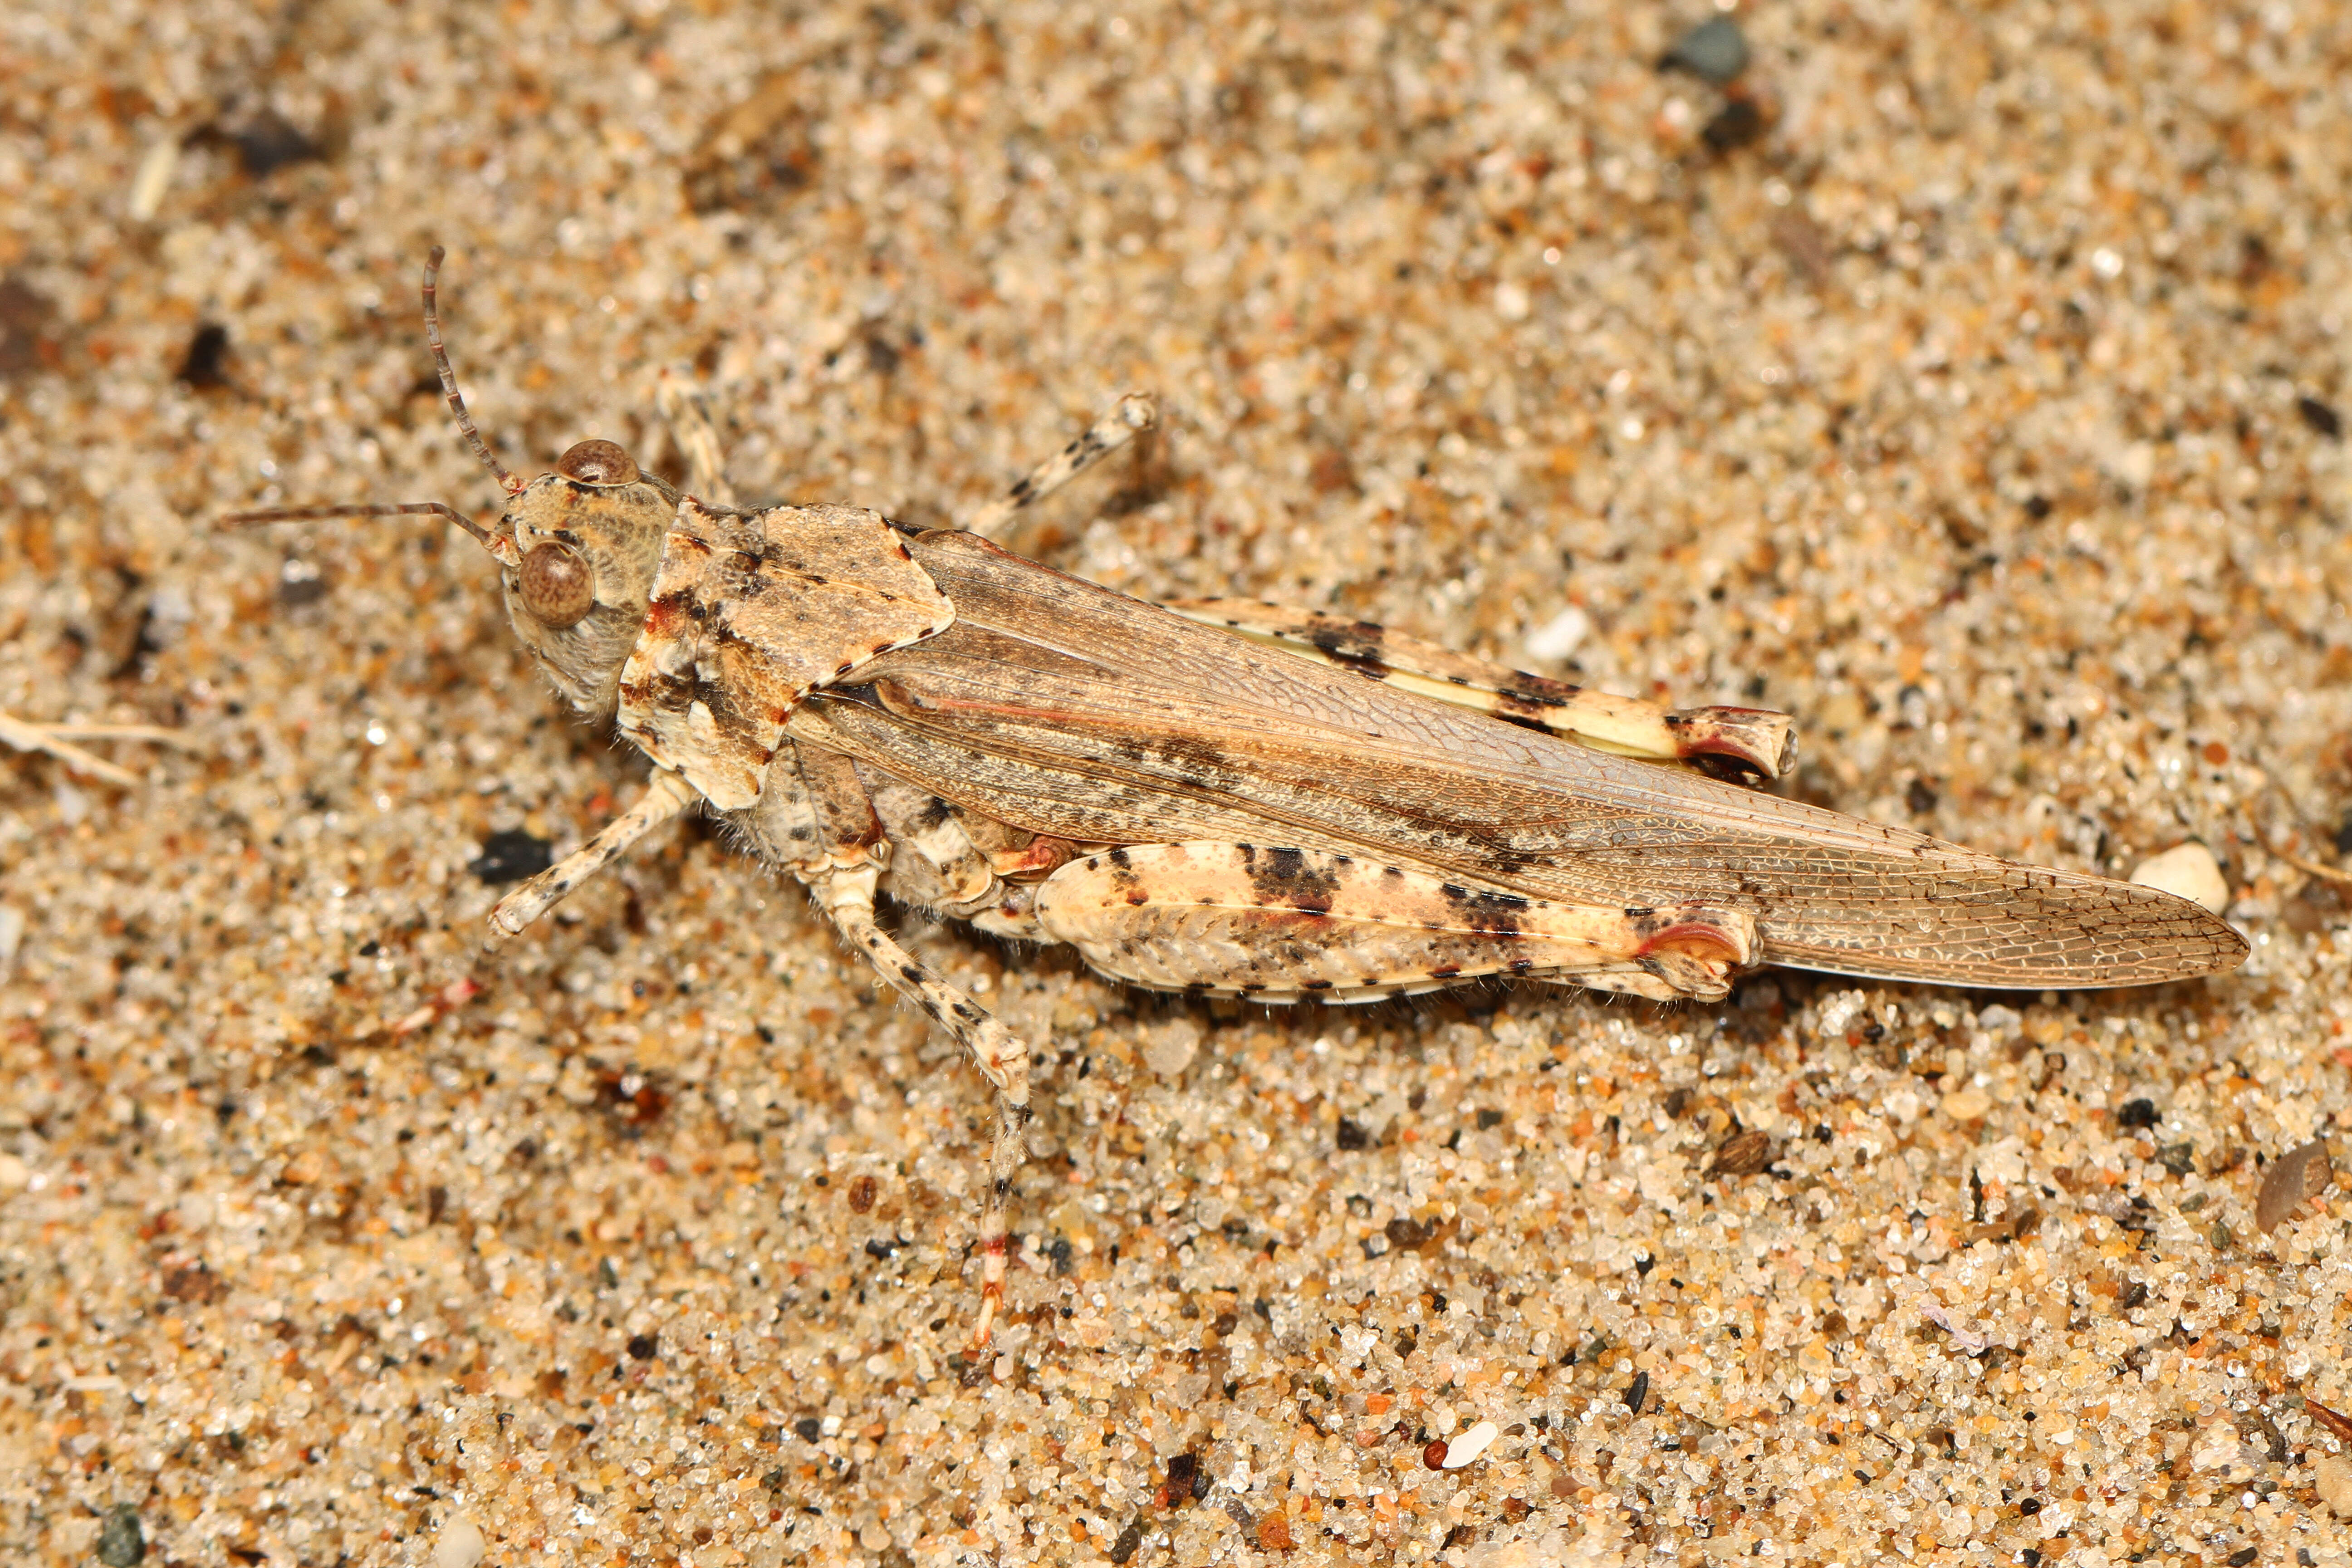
[1385,1215,1433,1248]
[0,277,55,377]
[1703,99,1766,152]
[227,109,321,177]
[176,323,231,388]
[1660,16,1750,85]
[468,829,553,885]
[97,1505,145,1567]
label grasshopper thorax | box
[497,442,681,723]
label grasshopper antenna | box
[216,500,517,565]
[218,246,525,564]
[422,244,524,497]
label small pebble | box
[1659,16,1750,85]
[1438,1420,1499,1470]
[126,139,178,222]
[96,1505,145,1567]
[175,323,231,389]
[1710,1127,1776,1174]
[2255,1140,2333,1233]
[1940,1086,1991,1122]
[223,108,320,178]
[1140,1018,1200,1078]
[1524,604,1591,662]
[431,1517,487,1568]
[1702,98,1767,152]
[2316,1454,2352,1519]
[2129,842,2229,913]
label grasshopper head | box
[222,248,685,725]
[495,440,678,721]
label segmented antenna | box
[422,245,524,496]
[218,500,516,564]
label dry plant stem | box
[2269,843,2352,890]
[0,709,193,786]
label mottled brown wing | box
[616,500,953,809]
[800,530,2243,990]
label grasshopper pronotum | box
[230,250,2244,1343]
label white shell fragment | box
[1140,1018,1201,1078]
[2129,842,2229,914]
[1439,1420,1499,1469]
[1523,604,1592,662]
[431,1518,487,1568]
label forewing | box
[617,500,953,808]
[807,531,2243,989]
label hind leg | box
[1033,841,1758,1003]
[1163,598,1793,779]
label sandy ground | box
[7,1,2352,1563]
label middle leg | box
[960,393,1157,540]
[784,741,1039,1347]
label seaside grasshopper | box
[230,250,2244,1343]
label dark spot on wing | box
[1151,732,1241,785]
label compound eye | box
[556,439,639,486]
[518,542,595,628]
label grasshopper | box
[230,250,2244,1343]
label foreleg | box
[485,769,700,944]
